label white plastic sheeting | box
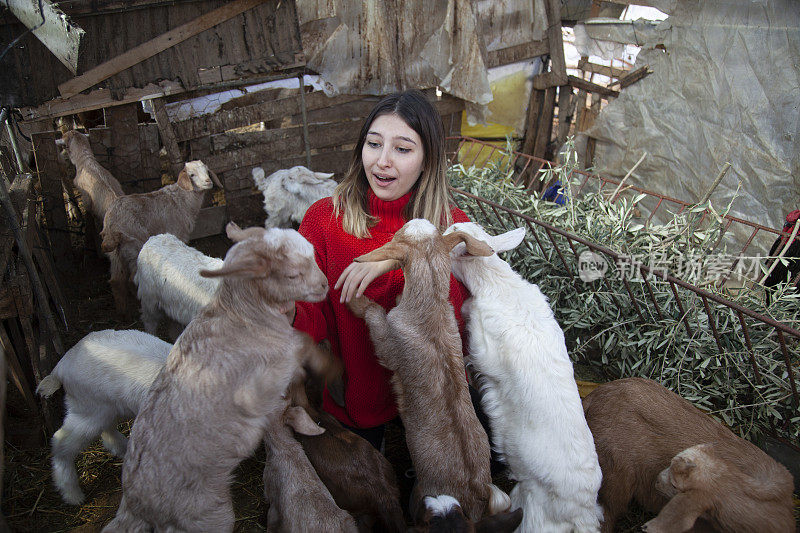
[587,0,800,249]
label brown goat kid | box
[583,377,794,533]
[347,219,510,523]
[287,376,407,532]
[100,160,222,314]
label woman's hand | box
[335,259,396,303]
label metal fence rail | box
[447,136,799,289]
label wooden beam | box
[577,58,628,79]
[19,80,184,122]
[613,64,653,89]
[532,0,568,90]
[7,0,85,74]
[58,0,267,98]
[485,40,550,69]
[151,97,184,176]
[567,75,619,98]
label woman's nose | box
[377,147,391,168]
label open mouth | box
[373,173,396,184]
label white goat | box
[62,129,125,219]
[36,329,171,505]
[347,219,510,524]
[101,160,222,315]
[445,222,603,533]
[252,165,336,228]
[102,222,337,533]
[134,233,223,336]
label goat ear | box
[208,168,224,189]
[354,241,405,266]
[669,455,697,491]
[284,406,324,436]
[200,252,270,279]
[475,507,523,533]
[176,167,193,191]
[225,221,248,242]
[443,231,494,257]
[489,227,525,253]
[314,171,335,180]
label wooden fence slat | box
[106,104,145,192]
[31,132,71,261]
[172,92,362,141]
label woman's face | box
[362,113,425,202]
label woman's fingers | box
[336,260,397,303]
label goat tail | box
[36,374,62,397]
[487,483,512,515]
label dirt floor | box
[0,229,665,532]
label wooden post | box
[106,103,144,192]
[31,131,71,262]
[151,97,185,178]
[555,85,577,149]
[533,86,557,162]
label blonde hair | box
[333,90,453,238]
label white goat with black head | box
[445,221,603,533]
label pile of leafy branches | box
[447,140,800,445]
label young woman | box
[292,89,471,449]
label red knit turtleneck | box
[294,189,471,428]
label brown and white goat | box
[62,129,124,219]
[582,377,794,533]
[100,160,222,314]
[347,219,511,523]
[411,495,524,533]
[102,222,335,532]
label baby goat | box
[252,165,336,228]
[347,219,510,523]
[101,160,222,315]
[103,222,334,532]
[583,377,794,533]
[134,233,223,337]
[287,375,406,532]
[37,329,171,505]
[62,129,125,219]
[445,222,603,533]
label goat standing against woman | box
[347,219,511,524]
[446,222,603,533]
[102,223,334,533]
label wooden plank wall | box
[35,91,465,251]
[173,88,466,228]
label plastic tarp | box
[295,0,547,107]
[574,19,661,60]
[586,0,800,249]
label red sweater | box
[294,189,471,428]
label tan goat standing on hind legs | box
[346,219,516,527]
[102,223,340,533]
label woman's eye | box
[396,146,411,153]
[366,140,380,148]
